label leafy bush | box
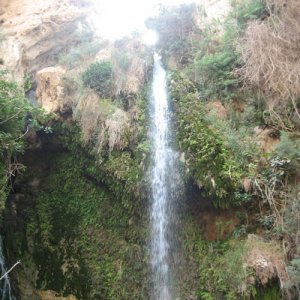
[169,72,242,207]
[0,73,48,216]
[82,60,113,98]
[190,0,265,100]
[274,132,300,171]
[230,0,266,28]
[204,109,259,172]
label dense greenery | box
[82,60,113,98]
[148,0,300,297]
[1,0,300,298]
[169,72,243,207]
[4,125,149,299]
[0,73,46,216]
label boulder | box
[36,66,66,113]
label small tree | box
[82,60,113,98]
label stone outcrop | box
[36,66,66,113]
[0,0,90,82]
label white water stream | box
[150,54,182,300]
[0,237,15,300]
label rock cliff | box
[0,0,90,82]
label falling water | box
[150,53,182,300]
[0,237,15,300]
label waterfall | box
[0,237,15,300]
[150,53,182,300]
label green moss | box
[181,217,259,300]
[254,285,281,300]
[4,125,149,299]
[0,73,48,219]
[169,72,243,207]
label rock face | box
[0,0,89,82]
[36,66,66,113]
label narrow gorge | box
[1,0,300,299]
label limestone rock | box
[0,0,89,82]
[36,66,66,113]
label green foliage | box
[273,132,300,173]
[204,107,259,173]
[58,123,146,214]
[4,126,149,299]
[0,76,28,155]
[0,74,49,215]
[254,285,281,300]
[82,60,113,98]
[23,73,32,92]
[190,0,265,100]
[169,72,242,207]
[230,0,266,28]
[182,219,257,300]
[101,152,145,212]
[193,44,239,100]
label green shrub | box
[274,132,300,172]
[0,73,48,216]
[190,0,265,100]
[82,60,113,98]
[230,0,266,28]
[169,72,243,207]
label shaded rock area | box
[186,184,239,241]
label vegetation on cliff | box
[1,0,300,299]
[0,73,48,219]
[147,0,300,298]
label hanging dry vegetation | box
[238,0,300,128]
[76,92,130,154]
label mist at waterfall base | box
[149,54,184,300]
[0,237,15,300]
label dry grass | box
[76,92,130,153]
[245,235,290,291]
[238,0,300,125]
